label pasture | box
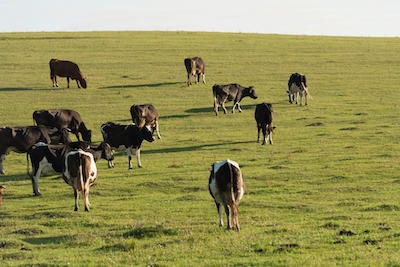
[0,31,400,266]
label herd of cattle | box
[0,57,311,231]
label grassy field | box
[0,31,400,266]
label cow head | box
[99,142,114,168]
[244,86,257,99]
[82,129,92,143]
[79,77,87,89]
[140,126,155,142]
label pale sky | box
[1,0,399,36]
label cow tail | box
[79,153,86,197]
[228,162,236,204]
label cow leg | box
[75,133,81,141]
[155,121,161,139]
[67,77,70,88]
[195,74,200,84]
[222,100,228,114]
[213,97,219,116]
[0,154,5,175]
[224,205,232,230]
[83,187,89,212]
[300,93,303,106]
[305,91,308,106]
[262,124,267,145]
[76,80,81,88]
[295,92,299,104]
[232,203,240,232]
[232,102,237,113]
[54,76,59,87]
[257,124,261,143]
[74,187,79,211]
[237,103,242,112]
[31,163,43,196]
[187,73,191,86]
[127,149,133,169]
[202,74,206,84]
[268,127,273,145]
[136,148,142,168]
[215,202,224,226]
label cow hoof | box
[33,193,41,197]
[138,166,143,168]
[0,171,5,175]
[84,208,89,212]
[128,167,133,170]
[74,207,78,211]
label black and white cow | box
[63,150,97,211]
[209,159,245,231]
[287,73,311,106]
[0,125,70,175]
[255,103,275,145]
[100,122,154,169]
[27,141,113,196]
[212,83,258,116]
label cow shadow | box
[185,104,257,114]
[23,235,74,245]
[142,141,254,155]
[100,82,184,89]
[0,173,28,182]
[159,114,190,119]
[0,87,63,91]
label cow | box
[27,141,113,196]
[49,59,87,89]
[209,159,245,231]
[33,109,92,142]
[287,73,311,106]
[63,150,97,211]
[255,103,275,145]
[184,57,206,86]
[130,104,161,139]
[212,83,258,116]
[100,122,154,169]
[0,126,70,175]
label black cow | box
[0,126,70,174]
[100,122,154,169]
[33,109,92,142]
[27,141,113,196]
[212,83,258,116]
[287,73,311,105]
[255,103,275,145]
[184,57,205,86]
[130,104,161,139]
[209,159,245,231]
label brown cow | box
[130,104,161,139]
[184,57,205,86]
[63,150,97,211]
[49,59,87,89]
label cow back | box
[255,103,273,124]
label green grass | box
[1,31,400,266]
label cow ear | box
[208,167,213,171]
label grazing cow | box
[209,159,245,231]
[184,57,206,86]
[130,104,161,139]
[0,126,70,175]
[255,103,275,145]
[0,185,5,207]
[33,109,92,142]
[49,59,87,88]
[27,142,113,196]
[212,83,258,116]
[63,150,97,211]
[287,73,311,106]
[100,122,154,169]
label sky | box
[1,0,399,36]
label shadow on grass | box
[159,114,190,119]
[123,225,177,239]
[0,87,64,91]
[0,173,28,182]
[142,140,254,155]
[185,104,257,114]
[100,82,184,89]
[23,235,74,245]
